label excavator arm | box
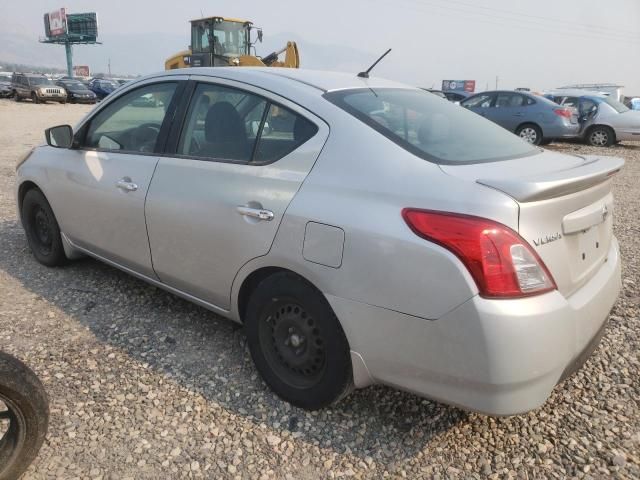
[238,41,300,68]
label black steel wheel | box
[0,352,49,480]
[21,189,66,267]
[245,272,353,410]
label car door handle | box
[237,206,274,221]
[116,178,138,192]
[513,112,524,117]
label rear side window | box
[178,83,318,164]
[325,88,538,164]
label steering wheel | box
[131,123,161,152]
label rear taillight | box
[553,108,572,119]
[402,209,556,299]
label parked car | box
[0,79,13,98]
[88,79,119,100]
[11,73,67,104]
[545,91,640,147]
[461,90,579,145]
[55,79,97,104]
[17,69,622,415]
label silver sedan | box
[16,68,622,415]
[546,90,640,146]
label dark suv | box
[12,73,67,104]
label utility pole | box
[495,76,499,90]
[108,58,111,77]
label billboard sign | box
[74,65,90,77]
[47,8,67,37]
[67,12,99,41]
[442,80,476,93]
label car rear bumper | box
[544,122,581,139]
[328,238,621,416]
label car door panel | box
[145,78,329,309]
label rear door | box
[145,78,329,309]
[485,93,528,132]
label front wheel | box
[516,124,543,145]
[587,126,615,147]
[30,93,39,104]
[245,272,353,410]
[0,352,49,480]
[21,189,67,267]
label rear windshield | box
[324,88,538,164]
[603,97,630,114]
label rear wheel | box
[245,272,353,410]
[0,352,49,480]
[587,126,615,147]
[14,93,20,102]
[21,189,66,267]
[516,124,542,145]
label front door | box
[45,80,182,277]
[145,79,329,309]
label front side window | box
[84,82,177,153]
[325,88,538,164]
[178,83,318,163]
[462,93,494,108]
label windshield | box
[61,80,86,89]
[603,97,630,114]
[192,19,248,56]
[28,76,53,85]
[99,81,118,89]
[325,88,538,164]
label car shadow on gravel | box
[0,219,467,462]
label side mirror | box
[45,124,73,148]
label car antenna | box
[357,49,392,79]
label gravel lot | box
[0,99,638,479]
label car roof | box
[141,67,414,94]
[544,89,607,99]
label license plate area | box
[568,219,611,286]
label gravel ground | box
[0,99,638,479]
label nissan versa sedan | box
[461,90,580,145]
[15,68,622,415]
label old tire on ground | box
[245,272,354,410]
[587,125,615,147]
[21,189,66,267]
[516,123,543,145]
[0,352,49,480]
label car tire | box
[31,92,39,104]
[21,189,67,267]
[587,126,615,147]
[14,93,21,102]
[516,123,543,145]
[245,272,354,410]
[0,352,49,480]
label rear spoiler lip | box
[476,155,625,202]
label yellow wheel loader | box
[165,17,299,70]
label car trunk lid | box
[440,150,624,296]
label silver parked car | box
[16,68,622,415]
[461,90,580,145]
[545,90,640,146]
